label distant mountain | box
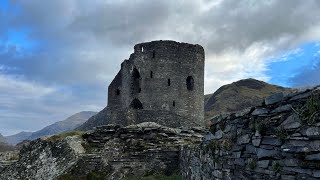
[76,107,108,131]
[28,111,97,140]
[0,133,15,152]
[5,131,33,145]
[204,78,290,118]
[0,133,6,143]
[5,111,97,144]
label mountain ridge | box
[5,111,97,145]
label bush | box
[276,127,288,143]
[301,94,320,125]
[255,122,267,135]
[272,161,281,173]
[248,159,256,170]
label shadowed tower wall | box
[106,40,205,127]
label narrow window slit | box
[116,89,120,95]
[173,101,175,107]
[150,71,153,78]
[168,79,171,86]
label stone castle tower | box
[106,40,205,127]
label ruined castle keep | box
[106,40,205,127]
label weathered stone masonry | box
[180,86,320,180]
[106,40,205,127]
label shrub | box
[300,94,320,125]
[255,122,267,135]
[248,159,256,170]
[272,161,281,173]
[276,127,288,143]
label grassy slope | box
[204,78,290,118]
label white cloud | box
[1,0,320,134]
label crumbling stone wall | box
[180,86,320,180]
[107,40,205,127]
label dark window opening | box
[130,98,143,109]
[116,89,120,95]
[139,88,141,93]
[173,101,175,107]
[150,71,153,78]
[186,76,194,91]
[152,51,155,58]
[168,79,171,86]
[131,68,141,94]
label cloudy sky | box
[0,0,320,135]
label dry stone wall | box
[180,86,320,180]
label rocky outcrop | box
[0,136,85,180]
[181,86,320,180]
[0,122,205,180]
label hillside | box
[27,111,97,140]
[0,134,15,152]
[5,132,33,145]
[5,111,97,145]
[0,134,6,144]
[204,78,290,118]
[76,107,108,131]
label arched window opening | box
[129,98,143,109]
[150,71,153,78]
[142,46,144,52]
[131,68,141,94]
[152,51,155,58]
[186,76,194,91]
[168,79,171,86]
[173,101,175,107]
[116,89,120,96]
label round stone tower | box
[107,40,205,127]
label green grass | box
[300,94,320,125]
[255,122,267,136]
[276,127,288,143]
[272,161,281,173]
[46,131,86,142]
[248,159,256,170]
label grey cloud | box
[1,0,320,135]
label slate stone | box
[271,104,292,114]
[232,151,241,158]
[246,145,257,154]
[283,167,313,175]
[261,137,282,146]
[280,114,301,129]
[281,175,296,180]
[252,108,269,116]
[213,130,223,139]
[234,158,245,166]
[282,159,299,167]
[306,127,320,137]
[306,153,320,161]
[252,138,261,147]
[265,92,284,105]
[313,170,320,178]
[237,134,251,145]
[257,160,269,168]
[257,148,279,159]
